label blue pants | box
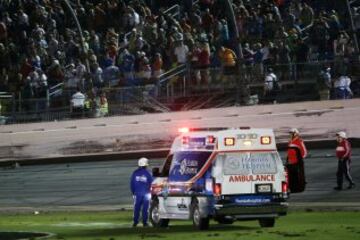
[335,88,349,99]
[133,194,150,225]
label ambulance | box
[150,127,290,230]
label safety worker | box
[287,128,307,193]
[334,131,355,190]
[130,157,153,227]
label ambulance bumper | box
[214,202,288,218]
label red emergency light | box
[206,135,216,144]
[182,136,190,145]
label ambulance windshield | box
[168,151,212,182]
[221,152,278,175]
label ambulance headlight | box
[261,136,271,145]
[243,140,252,146]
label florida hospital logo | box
[179,159,198,175]
[179,159,187,175]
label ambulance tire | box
[191,202,210,230]
[258,218,275,228]
[149,200,169,228]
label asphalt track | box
[0,149,359,210]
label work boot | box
[333,186,342,191]
[132,223,138,227]
[347,183,355,189]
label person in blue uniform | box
[130,157,153,227]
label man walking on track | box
[130,157,153,227]
[287,128,307,193]
[334,132,355,190]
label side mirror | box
[152,167,160,177]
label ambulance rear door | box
[212,151,283,195]
[213,152,252,194]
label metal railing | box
[2,59,359,124]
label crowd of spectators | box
[0,0,358,113]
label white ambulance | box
[150,127,289,230]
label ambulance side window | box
[161,155,173,177]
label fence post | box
[183,72,186,97]
[294,62,298,87]
[46,88,50,110]
[18,91,22,112]
[11,93,15,117]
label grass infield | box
[0,210,359,240]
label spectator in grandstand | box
[103,59,120,87]
[174,40,189,66]
[47,60,64,85]
[264,68,279,99]
[91,62,103,89]
[277,40,291,81]
[197,42,211,85]
[317,67,332,100]
[218,46,237,84]
[333,32,350,74]
[151,52,163,80]
[139,55,152,84]
[0,20,7,42]
[253,42,264,81]
[299,2,314,28]
[64,64,77,89]
[120,48,136,86]
[242,42,254,82]
[202,8,215,34]
[70,87,86,118]
[294,38,310,78]
[0,69,8,92]
[334,73,352,99]
[95,92,109,117]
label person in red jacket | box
[287,128,307,192]
[334,131,355,190]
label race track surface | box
[0,149,359,210]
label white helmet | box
[289,128,299,134]
[336,131,347,139]
[138,157,149,167]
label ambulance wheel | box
[191,202,209,230]
[150,200,169,228]
[259,218,275,228]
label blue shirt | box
[130,167,153,196]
